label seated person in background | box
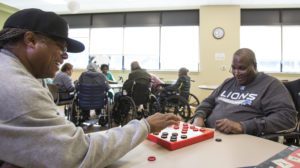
[100,63,116,99]
[78,62,110,119]
[100,64,117,84]
[79,62,109,90]
[192,48,297,136]
[150,73,165,93]
[0,8,180,168]
[122,61,151,95]
[163,67,191,100]
[53,62,74,100]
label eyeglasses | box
[34,32,68,59]
[229,66,250,74]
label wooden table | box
[108,131,287,168]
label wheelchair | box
[68,83,111,127]
[260,79,300,145]
[157,84,199,122]
[188,93,200,107]
[158,90,191,122]
[112,81,161,126]
[47,83,74,117]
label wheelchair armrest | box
[57,90,74,102]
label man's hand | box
[192,117,205,127]
[215,119,243,134]
[146,113,181,133]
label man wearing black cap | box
[0,8,180,167]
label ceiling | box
[1,0,300,14]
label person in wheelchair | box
[123,61,151,95]
[53,62,75,100]
[77,61,110,121]
[160,67,191,101]
[112,61,153,123]
[114,61,151,103]
[150,73,165,95]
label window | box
[90,28,124,70]
[68,26,199,71]
[282,26,300,72]
[241,9,300,73]
[63,10,199,71]
[161,26,199,71]
[66,28,90,69]
[240,26,281,72]
[123,27,160,70]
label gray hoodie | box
[0,49,150,168]
[194,72,297,136]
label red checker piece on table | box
[200,128,206,132]
[148,156,156,161]
[182,128,188,131]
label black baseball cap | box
[1,8,84,53]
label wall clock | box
[212,27,225,39]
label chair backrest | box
[283,79,300,132]
[77,71,109,110]
[77,83,107,110]
[283,79,300,112]
[130,81,151,106]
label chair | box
[130,82,161,119]
[112,81,160,126]
[47,84,74,116]
[160,92,191,122]
[284,79,300,113]
[69,83,111,127]
[261,79,300,145]
[157,83,194,122]
[130,81,150,105]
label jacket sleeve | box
[62,74,75,91]
[165,77,183,91]
[1,113,149,168]
[241,80,298,136]
[0,83,150,168]
[193,86,221,119]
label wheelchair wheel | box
[68,100,81,126]
[98,115,108,127]
[64,104,72,117]
[188,93,200,107]
[98,102,110,127]
[113,96,136,126]
[148,94,161,116]
[162,95,191,122]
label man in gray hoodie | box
[0,8,180,168]
[193,48,297,136]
